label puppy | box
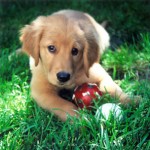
[20,10,132,121]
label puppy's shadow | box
[58,88,74,103]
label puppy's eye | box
[71,48,78,56]
[48,45,56,53]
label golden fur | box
[20,10,132,121]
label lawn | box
[0,0,150,149]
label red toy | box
[72,83,103,109]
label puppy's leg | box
[31,81,78,121]
[89,63,131,104]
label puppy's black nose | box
[57,71,70,83]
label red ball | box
[72,83,103,109]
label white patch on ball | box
[95,103,123,122]
[72,94,75,100]
[82,91,90,97]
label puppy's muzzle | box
[57,71,70,83]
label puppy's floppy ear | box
[96,24,110,55]
[20,16,45,66]
[83,37,100,77]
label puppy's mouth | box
[48,79,75,89]
[57,80,75,89]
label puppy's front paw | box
[132,96,142,106]
[59,103,78,121]
[120,94,142,107]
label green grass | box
[0,1,150,149]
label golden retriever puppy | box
[20,10,132,121]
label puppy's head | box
[20,14,104,88]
